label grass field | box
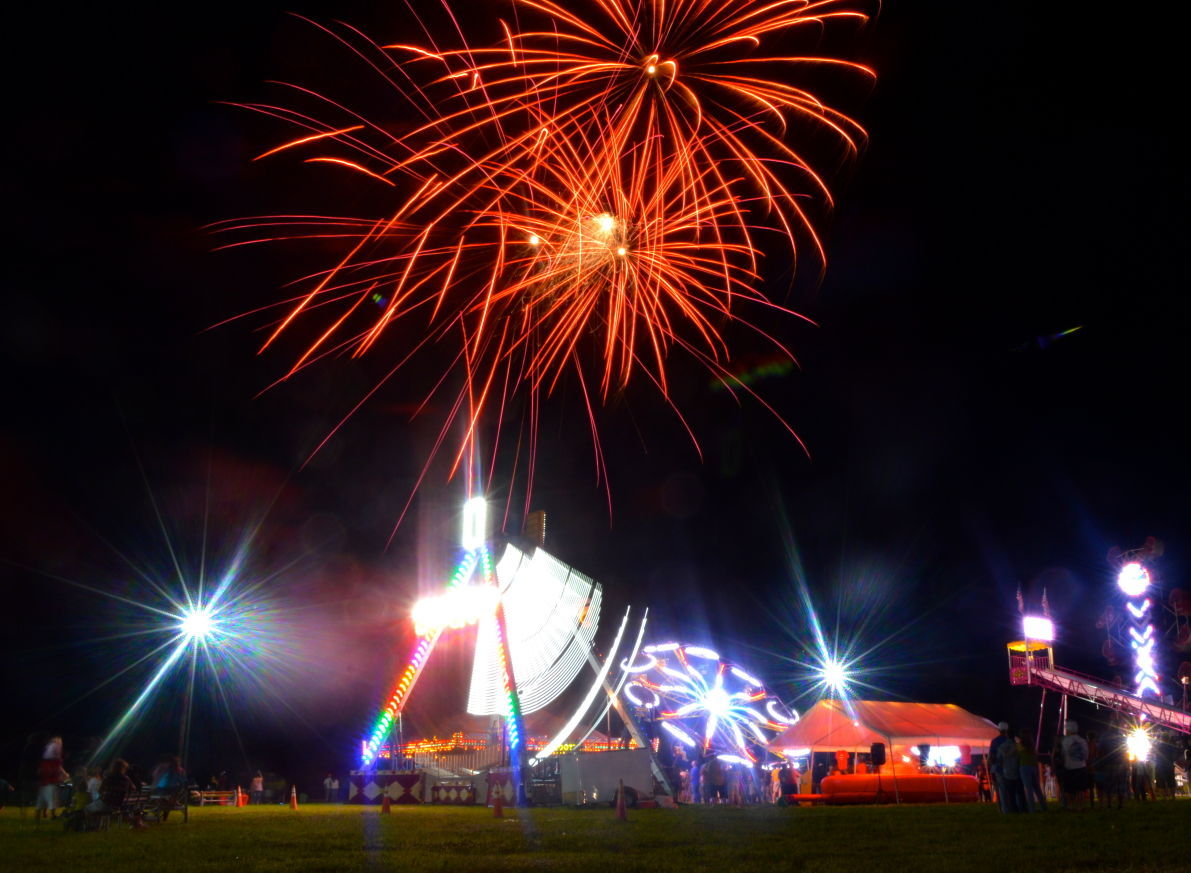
[2,801,1188,873]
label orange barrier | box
[820,773,979,804]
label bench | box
[192,789,237,806]
[147,785,190,823]
[88,786,152,830]
[111,786,189,826]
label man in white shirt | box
[1060,720,1090,809]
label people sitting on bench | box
[86,759,137,827]
[150,756,188,821]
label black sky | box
[3,1,1189,785]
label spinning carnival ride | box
[622,643,798,761]
[359,498,660,798]
[356,500,797,802]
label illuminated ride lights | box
[530,607,635,764]
[1117,561,1161,698]
[366,730,635,761]
[620,642,797,760]
[360,497,604,776]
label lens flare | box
[180,607,215,640]
[820,658,850,694]
[622,642,796,760]
[1126,725,1152,762]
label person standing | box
[1051,732,1069,807]
[1153,736,1176,800]
[36,736,66,820]
[250,771,264,805]
[1060,720,1090,810]
[997,728,1025,813]
[704,754,726,803]
[323,773,334,803]
[1102,731,1129,809]
[976,758,992,802]
[1017,732,1047,812]
[331,776,340,802]
[988,722,1012,813]
[811,758,828,794]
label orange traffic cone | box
[239,787,248,807]
[492,788,504,818]
[234,786,241,807]
[290,785,299,811]
[615,779,627,821]
[381,794,392,814]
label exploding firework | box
[388,0,873,260]
[220,0,873,507]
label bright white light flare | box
[623,642,795,759]
[462,496,487,550]
[412,586,499,636]
[180,607,215,639]
[1022,615,1055,642]
[1118,562,1151,597]
[820,658,849,693]
[1126,726,1152,761]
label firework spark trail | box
[220,0,872,509]
[384,0,873,255]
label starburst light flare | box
[76,536,300,765]
[620,641,796,760]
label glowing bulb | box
[705,686,731,716]
[1023,615,1055,641]
[1126,727,1152,762]
[821,659,848,693]
[180,608,213,639]
[528,234,541,246]
[616,246,627,256]
[594,213,616,234]
[646,64,657,75]
[1118,562,1150,597]
[462,496,487,550]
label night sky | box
[3,2,1188,788]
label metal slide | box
[1027,666,1191,734]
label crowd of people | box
[986,718,1186,813]
[22,736,190,830]
[1,735,337,828]
[663,746,845,805]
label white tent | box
[769,699,998,755]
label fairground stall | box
[768,699,996,803]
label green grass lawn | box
[2,801,1187,873]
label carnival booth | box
[769,699,997,804]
